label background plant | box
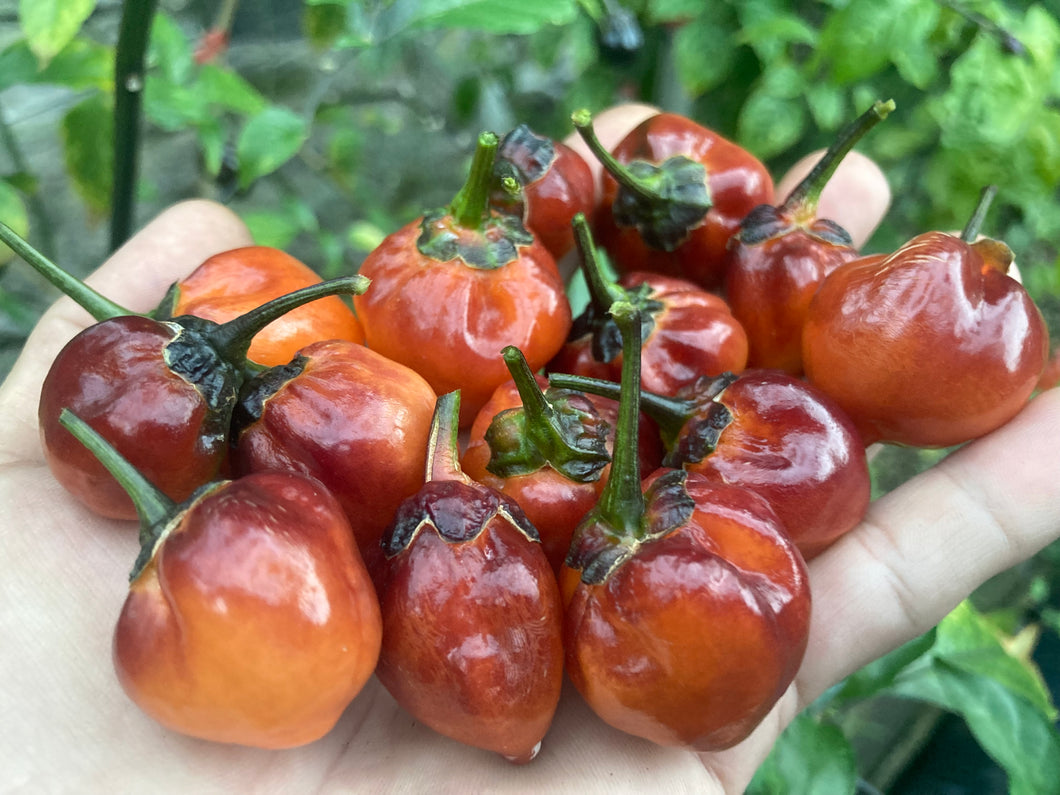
[1,0,1058,791]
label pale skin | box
[1,106,1058,793]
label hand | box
[1,115,1057,793]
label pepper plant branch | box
[110,0,161,253]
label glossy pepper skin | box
[493,124,595,261]
[59,410,382,750]
[560,301,810,750]
[231,338,437,576]
[354,132,572,426]
[158,245,365,367]
[574,110,773,290]
[802,196,1050,448]
[461,346,662,575]
[549,214,747,395]
[33,258,368,519]
[550,368,870,560]
[725,100,893,375]
[375,391,564,763]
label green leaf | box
[19,0,98,65]
[149,12,194,86]
[236,107,309,189]
[746,713,857,795]
[736,89,807,159]
[144,78,209,131]
[935,601,1057,719]
[304,3,349,51]
[397,0,578,34]
[734,12,818,63]
[38,38,113,91]
[196,117,228,176]
[830,628,938,706]
[61,93,114,217]
[198,65,268,115]
[0,181,31,267]
[0,41,39,91]
[673,13,735,97]
[242,208,304,250]
[891,660,1060,795]
[804,82,848,131]
[647,0,703,24]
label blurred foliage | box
[1,1,1059,792]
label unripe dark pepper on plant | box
[724,99,894,375]
[353,132,572,426]
[573,109,773,290]
[559,300,810,750]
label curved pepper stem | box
[960,184,999,243]
[781,99,895,219]
[205,274,370,364]
[57,408,206,582]
[0,222,133,322]
[573,212,627,317]
[426,390,472,484]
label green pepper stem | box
[0,222,133,321]
[571,109,659,204]
[207,274,370,364]
[449,131,500,230]
[57,408,175,537]
[572,213,626,315]
[782,99,895,216]
[547,371,691,443]
[426,390,470,483]
[960,185,998,243]
[592,301,646,539]
[502,346,555,430]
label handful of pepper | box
[2,97,1051,762]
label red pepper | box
[158,245,365,367]
[461,345,662,575]
[549,214,748,395]
[802,186,1050,447]
[572,109,774,290]
[375,390,564,763]
[724,100,894,375]
[59,409,381,749]
[230,338,437,576]
[493,124,595,262]
[560,300,810,749]
[549,368,870,560]
[353,132,572,426]
[1,222,370,520]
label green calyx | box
[484,346,611,482]
[417,131,534,270]
[0,221,133,322]
[571,109,712,252]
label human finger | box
[795,386,1060,707]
